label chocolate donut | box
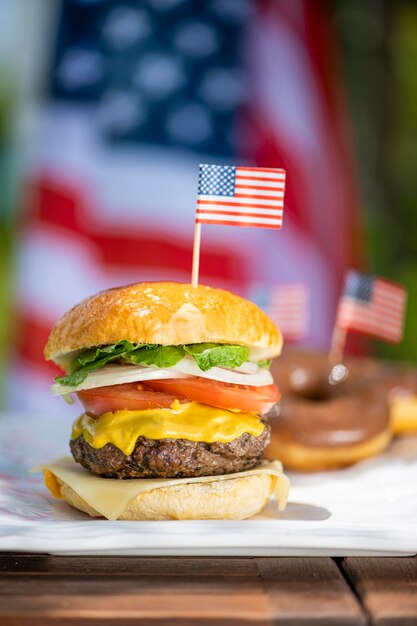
[349,358,417,436]
[266,351,391,471]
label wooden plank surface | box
[256,557,366,626]
[342,557,417,625]
[0,554,366,626]
[0,553,259,577]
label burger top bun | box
[44,282,282,366]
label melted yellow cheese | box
[71,401,264,455]
[44,469,63,499]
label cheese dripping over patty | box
[72,400,265,455]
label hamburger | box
[41,282,290,520]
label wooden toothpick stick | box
[191,222,202,288]
[329,325,348,364]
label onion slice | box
[167,356,273,386]
[51,365,190,396]
[51,358,273,396]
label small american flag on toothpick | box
[337,271,407,343]
[191,163,286,287]
[196,164,285,229]
[330,270,407,363]
[264,284,309,342]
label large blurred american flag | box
[10,0,361,414]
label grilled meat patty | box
[70,420,270,479]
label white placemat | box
[1,411,416,556]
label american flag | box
[264,284,309,342]
[196,164,285,229]
[336,271,407,343]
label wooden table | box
[1,553,417,624]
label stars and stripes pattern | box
[265,284,309,341]
[196,164,285,229]
[336,271,407,343]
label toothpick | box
[191,222,202,288]
[329,325,348,364]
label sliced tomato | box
[144,378,280,414]
[77,383,186,417]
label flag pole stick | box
[191,222,202,288]
[329,325,348,364]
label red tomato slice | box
[77,383,186,417]
[144,378,280,414]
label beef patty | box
[70,420,270,479]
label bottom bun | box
[57,473,274,520]
[265,429,391,472]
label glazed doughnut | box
[362,361,417,436]
[330,354,417,436]
[266,351,391,471]
[390,391,417,436]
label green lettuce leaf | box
[76,340,137,367]
[56,340,139,386]
[183,343,249,372]
[55,341,250,386]
[257,359,272,369]
[124,345,185,368]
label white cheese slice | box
[36,456,290,521]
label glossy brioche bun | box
[56,473,275,520]
[265,429,391,472]
[45,281,282,367]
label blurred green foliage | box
[0,71,15,405]
[336,0,417,362]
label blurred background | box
[0,0,416,415]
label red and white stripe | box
[196,166,286,229]
[337,279,407,343]
[265,284,308,341]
